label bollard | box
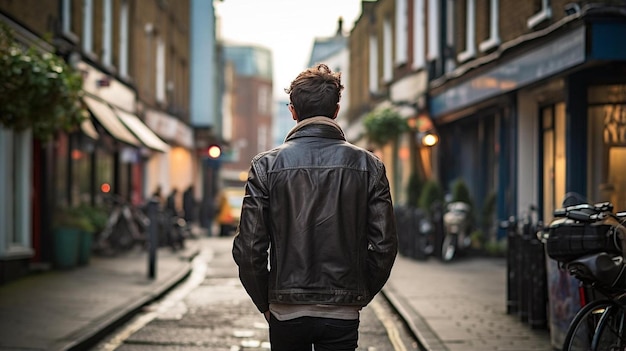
[502,216,518,315]
[147,199,159,279]
[517,218,529,323]
[527,220,548,329]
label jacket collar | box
[284,116,346,142]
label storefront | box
[429,8,626,348]
[144,108,195,211]
[430,11,626,237]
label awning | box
[80,118,99,140]
[114,108,170,153]
[82,96,141,146]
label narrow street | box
[89,237,420,351]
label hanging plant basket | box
[0,23,87,141]
[363,107,409,146]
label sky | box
[215,0,363,99]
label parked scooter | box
[418,215,436,257]
[441,201,472,262]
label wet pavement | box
[0,232,555,351]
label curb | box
[381,286,449,351]
[60,247,201,351]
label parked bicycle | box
[93,193,149,256]
[541,199,626,351]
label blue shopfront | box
[429,10,626,349]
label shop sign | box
[431,26,585,118]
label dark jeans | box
[269,315,359,351]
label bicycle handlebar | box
[553,201,613,218]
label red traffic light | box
[207,144,221,159]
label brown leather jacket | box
[232,118,397,313]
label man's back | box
[235,119,396,308]
[232,63,397,351]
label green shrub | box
[407,173,424,208]
[419,179,444,214]
[451,178,472,204]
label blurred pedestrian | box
[200,196,216,237]
[166,188,178,217]
[216,191,234,237]
[150,185,163,206]
[232,63,397,351]
[183,185,195,223]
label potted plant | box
[52,206,95,269]
[75,205,108,265]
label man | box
[233,63,397,351]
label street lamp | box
[422,132,438,147]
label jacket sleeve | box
[232,161,271,313]
[365,163,398,300]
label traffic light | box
[207,144,221,159]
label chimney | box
[336,17,344,36]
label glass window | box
[94,147,113,206]
[62,0,73,34]
[383,18,393,83]
[55,134,70,207]
[102,0,112,66]
[156,37,166,103]
[413,0,426,69]
[395,0,408,65]
[70,134,95,205]
[119,0,129,77]
[542,103,566,221]
[478,0,500,52]
[0,128,33,253]
[457,0,476,63]
[82,0,93,54]
[427,0,440,60]
[588,84,626,210]
[369,34,378,93]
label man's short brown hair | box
[285,63,344,120]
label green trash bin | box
[53,227,81,269]
[78,231,93,265]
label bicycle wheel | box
[563,299,615,351]
[592,303,626,351]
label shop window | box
[70,134,95,205]
[95,147,113,206]
[541,103,566,221]
[55,134,70,207]
[588,84,626,210]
